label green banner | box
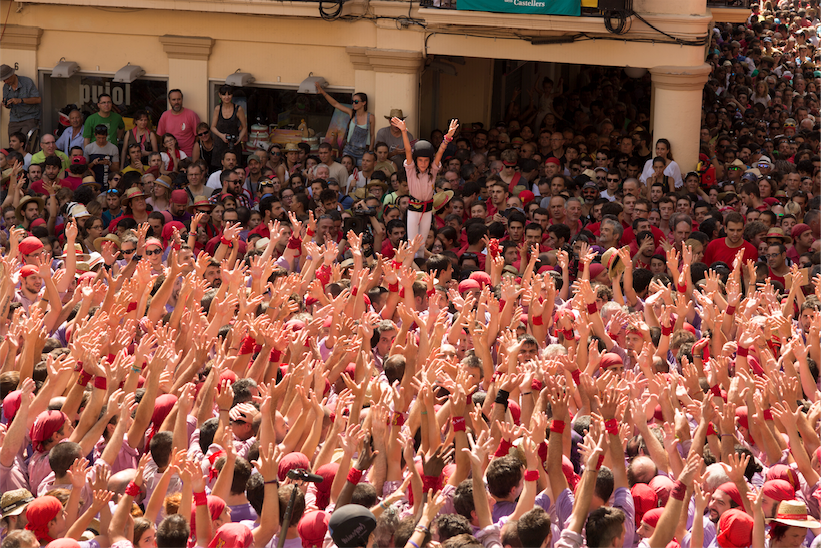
[457,0,580,15]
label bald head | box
[627,455,658,486]
[109,469,144,503]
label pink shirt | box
[0,458,29,493]
[93,436,139,474]
[157,108,201,156]
[28,450,54,497]
[404,160,440,202]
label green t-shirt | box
[83,112,125,146]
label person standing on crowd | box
[157,89,201,157]
[394,116,458,258]
[1,64,41,138]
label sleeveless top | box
[131,128,153,154]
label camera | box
[353,206,376,217]
[225,134,238,146]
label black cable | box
[603,9,628,34]
[319,0,344,20]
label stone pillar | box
[346,47,376,105]
[159,35,214,122]
[366,49,424,137]
[649,64,711,173]
[0,25,43,146]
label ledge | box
[0,25,44,50]
[14,0,368,18]
[650,63,712,90]
[160,35,214,60]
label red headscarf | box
[717,509,753,548]
[297,510,329,548]
[766,464,800,491]
[147,394,178,445]
[762,479,795,502]
[599,352,623,370]
[631,483,659,526]
[29,411,68,453]
[716,482,744,508]
[314,463,338,510]
[3,390,22,422]
[649,475,675,506]
[278,452,311,482]
[190,495,226,538]
[208,523,253,548]
[25,495,63,543]
[641,507,664,528]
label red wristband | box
[426,288,435,298]
[269,349,283,362]
[706,422,718,437]
[531,378,543,392]
[306,229,315,237]
[193,491,207,506]
[571,369,581,386]
[347,468,363,484]
[78,370,93,387]
[391,412,405,427]
[125,481,141,497]
[604,418,618,435]
[239,336,256,355]
[220,237,232,246]
[524,470,540,482]
[710,384,722,397]
[736,346,749,358]
[107,354,116,364]
[671,480,687,501]
[662,325,673,336]
[388,282,399,293]
[676,283,687,294]
[74,361,83,373]
[550,420,565,434]
[351,286,358,296]
[494,439,514,458]
[726,305,736,316]
[391,260,402,269]
[452,417,466,432]
[287,236,302,249]
[532,315,544,326]
[422,475,440,493]
[560,329,574,340]
[126,301,138,313]
[762,409,773,421]
[93,376,107,390]
[595,454,605,470]
[587,302,597,314]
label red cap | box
[469,271,492,288]
[545,157,560,166]
[716,482,744,507]
[171,190,188,205]
[735,406,749,429]
[29,219,46,228]
[71,156,87,166]
[791,223,811,240]
[519,190,535,204]
[458,279,481,293]
[297,510,329,548]
[761,479,795,502]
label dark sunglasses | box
[121,248,136,255]
[145,248,163,256]
[198,131,210,137]
[352,100,361,104]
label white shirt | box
[206,170,223,191]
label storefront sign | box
[80,82,132,107]
[457,0,579,15]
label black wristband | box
[495,389,510,408]
[133,254,142,262]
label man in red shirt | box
[703,212,758,266]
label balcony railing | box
[706,0,751,6]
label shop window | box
[41,73,168,136]
[211,84,352,145]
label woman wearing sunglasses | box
[192,122,218,174]
[121,110,157,166]
[315,82,375,167]
[211,84,247,168]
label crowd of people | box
[0,0,820,547]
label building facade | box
[0,0,748,170]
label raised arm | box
[315,83,352,116]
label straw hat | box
[187,196,215,214]
[63,242,89,261]
[366,180,388,193]
[15,195,44,222]
[93,233,122,253]
[121,187,146,206]
[154,175,173,190]
[600,246,627,279]
[0,488,34,519]
[283,143,300,153]
[385,109,406,120]
[768,500,820,528]
[432,190,454,212]
[80,175,100,192]
[67,203,90,219]
[764,227,792,244]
